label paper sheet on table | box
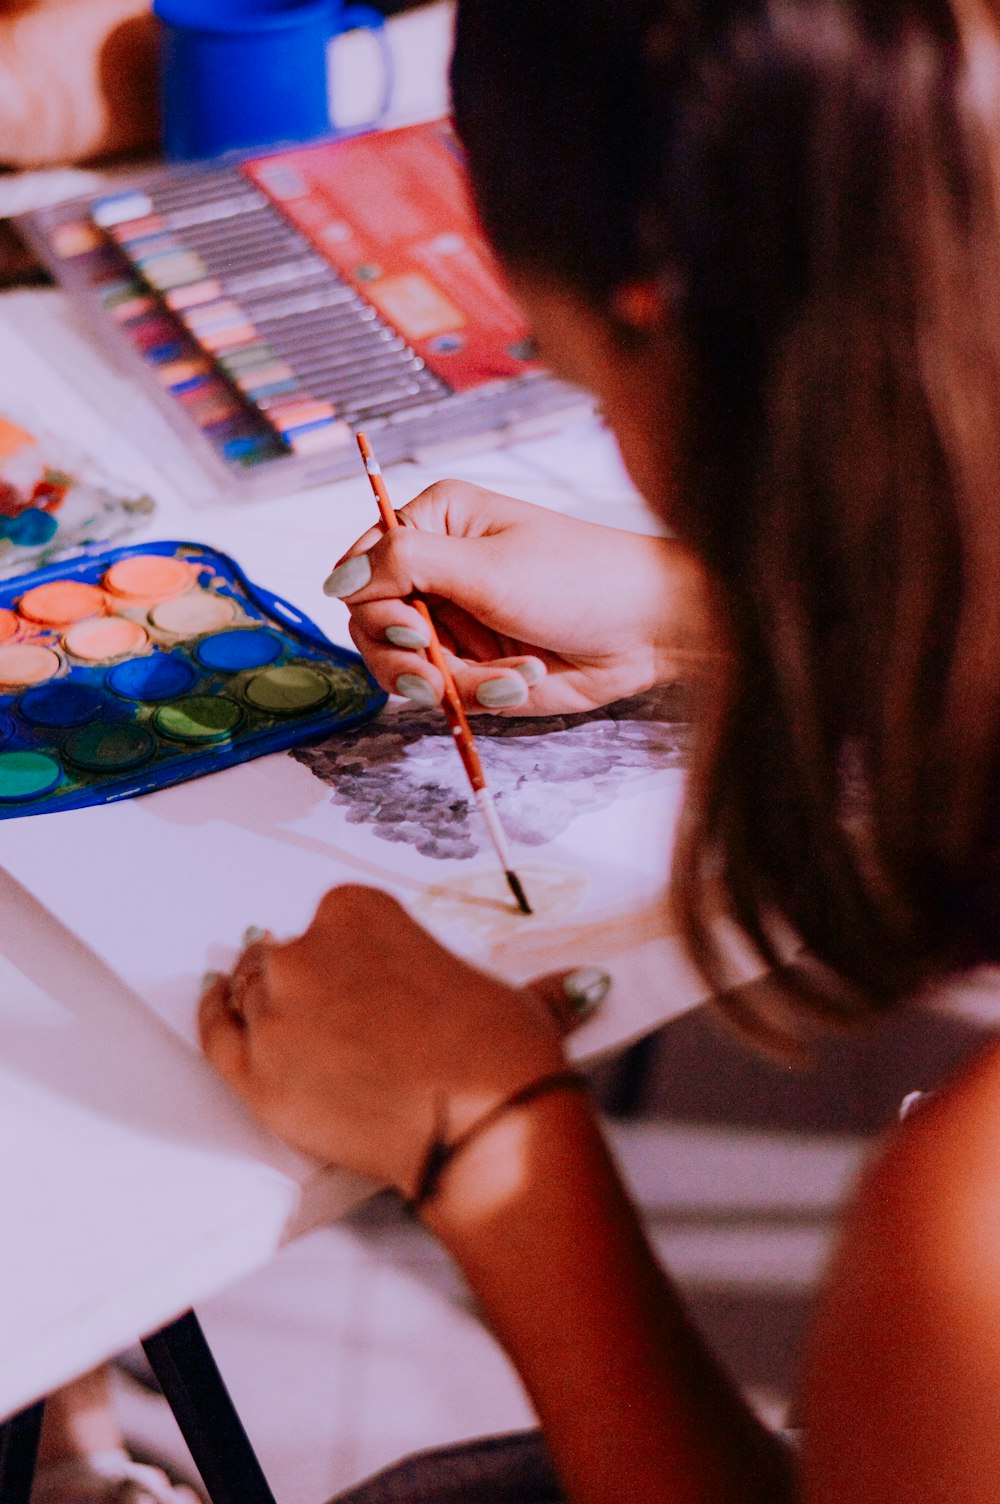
[0,688,742,1056]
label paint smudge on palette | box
[292,683,689,859]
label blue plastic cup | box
[153,0,394,161]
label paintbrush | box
[355,430,532,916]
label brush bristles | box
[505,869,533,915]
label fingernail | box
[241,925,266,950]
[322,553,372,598]
[200,970,224,994]
[386,624,431,649]
[563,966,611,1017]
[476,676,529,708]
[396,673,438,706]
[514,657,546,686]
[898,1090,932,1122]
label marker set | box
[0,540,385,817]
[92,170,442,461]
[18,122,589,500]
[44,207,288,473]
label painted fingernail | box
[563,966,611,1017]
[241,925,266,950]
[386,624,431,649]
[898,1090,932,1122]
[476,676,529,708]
[200,970,225,994]
[396,673,438,706]
[514,657,546,686]
[322,553,372,598]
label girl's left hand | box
[198,885,596,1198]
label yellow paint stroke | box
[487,890,680,979]
[413,863,589,939]
[412,862,680,982]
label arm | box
[326,482,719,717]
[199,888,792,1504]
[0,0,158,167]
[421,1083,795,1504]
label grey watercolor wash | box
[292,685,690,862]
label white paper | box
[0,688,723,1054]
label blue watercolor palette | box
[0,540,385,817]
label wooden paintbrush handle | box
[416,610,487,792]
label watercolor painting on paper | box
[292,683,690,861]
[0,683,710,1050]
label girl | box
[202,1,1000,1497]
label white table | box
[0,3,744,1478]
[0,281,725,1413]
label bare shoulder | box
[855,1030,1000,1273]
[799,1034,1000,1504]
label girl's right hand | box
[324,482,716,717]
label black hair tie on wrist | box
[407,1068,588,1214]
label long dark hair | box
[452,0,1000,1032]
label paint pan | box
[18,581,106,626]
[194,627,283,672]
[64,720,158,772]
[244,664,331,713]
[154,695,243,743]
[0,750,63,800]
[63,617,149,662]
[108,653,197,702]
[148,590,236,636]
[105,553,195,601]
[20,683,107,727]
[0,644,61,687]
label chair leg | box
[0,1401,44,1504]
[142,1312,275,1504]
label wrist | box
[408,1068,587,1214]
[417,1071,598,1243]
[648,538,720,684]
